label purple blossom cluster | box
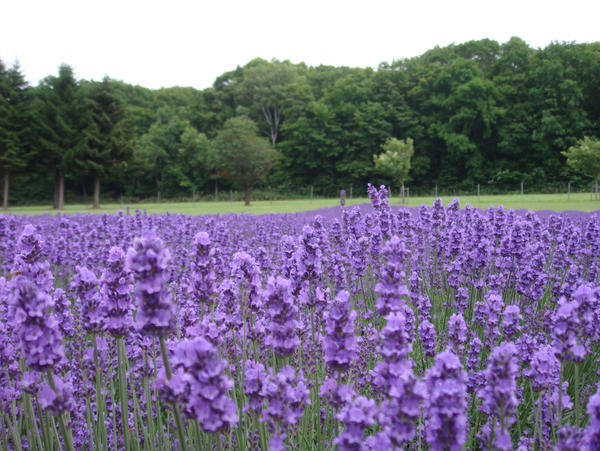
[0,185,599,450]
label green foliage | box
[3,39,600,204]
[374,137,415,199]
[562,137,600,200]
[210,116,278,204]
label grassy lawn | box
[2,192,599,216]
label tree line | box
[1,37,599,207]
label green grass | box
[2,192,599,216]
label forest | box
[1,37,599,206]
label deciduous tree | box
[562,136,600,200]
[210,116,277,205]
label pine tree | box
[0,60,34,210]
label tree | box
[210,116,278,205]
[234,59,305,147]
[562,136,600,200]
[374,137,414,204]
[80,77,134,208]
[36,64,88,209]
[0,61,34,210]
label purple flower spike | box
[263,276,300,357]
[323,290,358,373]
[584,388,600,449]
[334,395,378,451]
[8,275,64,371]
[424,350,467,451]
[39,373,74,415]
[126,232,175,336]
[100,246,133,336]
[71,266,103,333]
[169,336,238,432]
[478,342,519,450]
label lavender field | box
[1,184,600,450]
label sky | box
[1,0,599,90]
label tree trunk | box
[401,179,405,205]
[53,176,59,209]
[93,174,100,209]
[58,172,65,210]
[2,170,9,211]
[244,185,251,206]
[215,181,219,199]
[82,181,88,204]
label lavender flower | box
[375,236,410,316]
[323,290,358,373]
[448,313,468,356]
[263,276,300,357]
[99,246,133,336]
[71,265,103,333]
[167,336,238,432]
[418,319,437,357]
[424,350,467,451]
[8,275,64,371]
[584,388,600,449]
[477,342,519,450]
[126,232,175,336]
[39,373,74,415]
[334,395,378,451]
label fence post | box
[310,186,313,203]
[521,183,524,202]
[157,191,161,204]
[389,187,392,200]
[350,186,353,201]
[269,186,273,205]
[568,182,571,201]
[435,184,438,198]
[477,184,480,202]
[230,189,233,204]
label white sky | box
[1,0,598,90]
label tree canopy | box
[209,116,278,205]
[1,38,600,206]
[562,136,600,200]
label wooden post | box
[157,191,161,204]
[435,184,438,198]
[310,186,313,203]
[521,183,524,202]
[269,186,273,205]
[350,186,353,200]
[230,189,233,204]
[568,182,571,201]
[477,184,480,201]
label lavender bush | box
[0,185,599,450]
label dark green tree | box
[0,61,34,209]
[36,64,88,209]
[80,77,134,208]
[210,116,278,205]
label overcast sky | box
[1,0,598,90]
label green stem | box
[24,392,43,451]
[117,338,131,451]
[143,350,157,451]
[46,370,74,451]
[159,336,187,451]
[92,335,108,451]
